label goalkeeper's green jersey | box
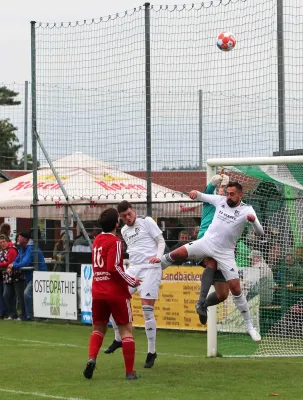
[197,182,216,239]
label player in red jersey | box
[83,208,141,380]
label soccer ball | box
[217,32,236,52]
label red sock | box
[122,337,135,374]
[88,331,104,359]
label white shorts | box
[185,238,239,281]
[126,266,162,300]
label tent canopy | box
[0,153,202,219]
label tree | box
[0,119,22,169]
[0,86,34,170]
[0,86,21,106]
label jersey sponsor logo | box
[125,228,140,244]
[234,210,240,216]
[221,204,225,208]
[188,242,194,245]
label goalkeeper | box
[195,173,230,325]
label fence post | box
[24,80,29,170]
[277,0,285,155]
[31,21,39,268]
[144,2,152,216]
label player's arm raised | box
[189,190,222,206]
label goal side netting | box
[206,157,303,357]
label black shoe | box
[196,301,208,325]
[83,360,96,379]
[126,371,140,380]
[104,339,122,354]
[144,352,157,368]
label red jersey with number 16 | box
[92,232,136,300]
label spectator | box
[8,231,47,321]
[72,222,97,253]
[190,226,200,241]
[0,233,10,319]
[0,223,11,239]
[53,232,73,272]
[0,234,25,320]
[248,250,274,306]
[170,230,189,251]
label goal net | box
[206,157,303,357]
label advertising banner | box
[81,264,93,324]
[132,266,207,331]
[33,271,77,320]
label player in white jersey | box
[158,182,264,342]
[104,200,166,368]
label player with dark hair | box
[104,200,166,369]
[83,208,141,380]
[156,182,264,342]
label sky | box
[0,0,179,83]
[0,0,302,172]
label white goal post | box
[206,156,303,357]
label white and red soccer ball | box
[217,32,236,52]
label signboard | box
[132,266,207,331]
[33,271,77,320]
[81,264,93,324]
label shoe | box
[83,360,96,379]
[5,317,13,320]
[196,301,208,325]
[104,340,122,354]
[144,352,157,368]
[248,328,261,342]
[126,371,140,380]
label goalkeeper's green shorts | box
[214,270,226,282]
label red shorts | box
[92,297,133,326]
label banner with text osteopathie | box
[33,271,77,320]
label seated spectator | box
[0,234,25,320]
[53,232,73,272]
[286,248,303,287]
[8,231,47,321]
[72,222,97,253]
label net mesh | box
[0,82,30,170]
[33,0,303,201]
[214,163,303,357]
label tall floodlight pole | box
[24,80,29,170]
[144,2,152,216]
[31,21,39,267]
[277,0,285,155]
[199,90,203,170]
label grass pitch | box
[0,320,302,400]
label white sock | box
[110,316,121,342]
[233,293,253,331]
[142,305,156,354]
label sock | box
[110,316,122,342]
[142,305,156,354]
[205,292,221,307]
[122,337,135,374]
[198,267,216,304]
[233,293,253,331]
[88,331,104,360]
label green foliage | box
[0,86,21,106]
[0,86,34,170]
[0,118,22,169]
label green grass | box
[0,320,303,400]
